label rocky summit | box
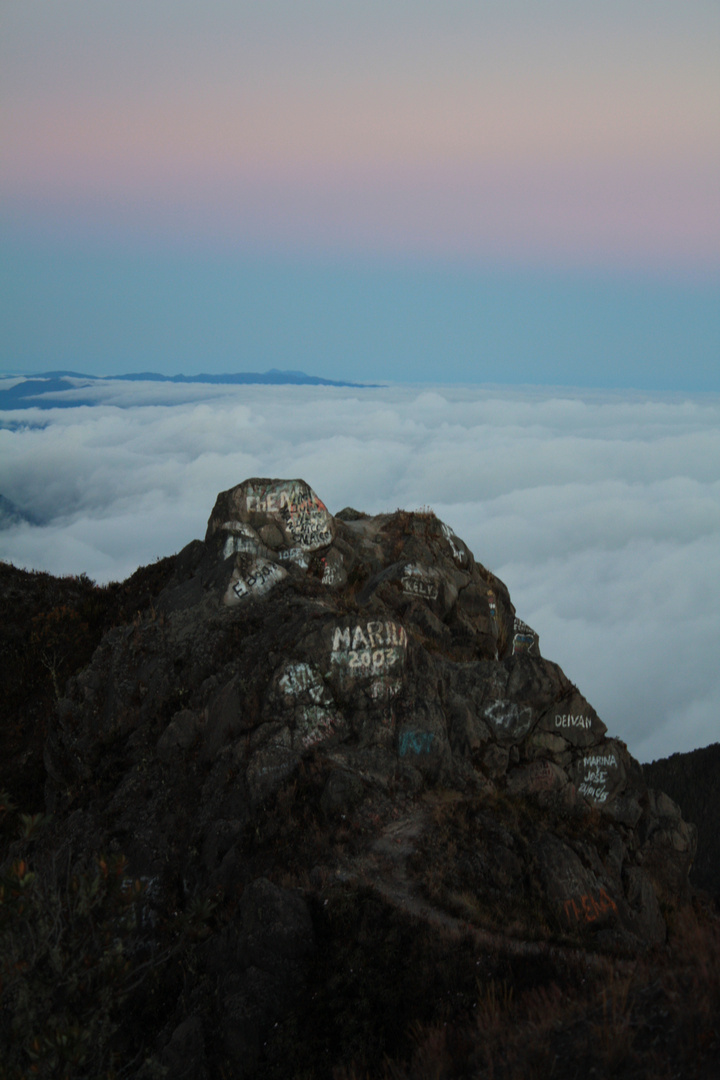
[4,478,709,1079]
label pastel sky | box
[1,1,719,383]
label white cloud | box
[2,381,719,762]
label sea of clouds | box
[1,379,719,763]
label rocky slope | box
[1,478,709,1078]
[643,742,720,900]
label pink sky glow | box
[1,1,719,270]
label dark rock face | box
[643,742,720,899]
[38,478,698,1074]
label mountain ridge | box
[0,478,717,1079]
[0,370,378,410]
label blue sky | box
[1,1,718,387]
[2,243,718,389]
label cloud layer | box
[2,381,719,762]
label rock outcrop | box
[34,478,698,1075]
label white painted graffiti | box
[578,780,609,804]
[441,523,465,564]
[321,557,344,586]
[331,621,408,678]
[512,617,537,656]
[278,662,327,703]
[245,480,333,551]
[401,564,440,600]
[276,662,344,751]
[294,704,340,750]
[222,522,261,559]
[226,559,286,605]
[583,753,617,767]
[483,699,534,739]
[277,547,310,569]
[555,715,593,730]
[577,752,619,805]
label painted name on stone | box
[583,753,617,767]
[577,752,619,804]
[564,889,617,924]
[231,560,285,601]
[555,715,593,729]
[401,565,439,600]
[320,557,343,586]
[246,484,325,516]
[331,622,408,677]
[277,547,309,569]
[246,481,333,550]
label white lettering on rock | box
[577,751,620,805]
[295,705,340,750]
[401,564,439,601]
[278,662,326,704]
[222,522,261,559]
[331,621,408,678]
[441,523,465,564]
[224,559,286,606]
[321,561,342,586]
[578,782,609,803]
[583,753,617,767]
[245,480,333,551]
[555,715,593,729]
[276,662,343,751]
[277,547,309,569]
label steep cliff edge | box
[2,479,712,1079]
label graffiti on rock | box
[441,523,466,565]
[244,480,333,551]
[401,564,440,601]
[277,546,310,569]
[482,699,535,741]
[369,677,402,701]
[398,730,436,756]
[277,662,343,751]
[225,559,286,605]
[555,714,593,730]
[278,662,327,703]
[320,555,344,587]
[294,705,341,750]
[577,752,619,804]
[331,622,408,678]
[222,522,262,559]
[512,617,538,655]
[564,889,617,924]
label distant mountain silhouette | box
[0,369,377,409]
